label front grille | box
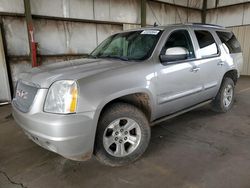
[13,81,39,113]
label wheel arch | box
[223,69,238,85]
[95,91,154,124]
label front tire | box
[94,102,151,167]
[212,77,235,113]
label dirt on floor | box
[0,77,250,188]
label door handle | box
[191,67,200,72]
[217,61,225,66]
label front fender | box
[93,88,155,124]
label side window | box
[162,30,195,60]
[216,31,242,54]
[194,30,219,58]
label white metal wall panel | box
[206,9,218,24]
[207,0,249,9]
[175,7,188,23]
[31,0,94,19]
[154,0,187,7]
[31,0,140,24]
[0,27,11,102]
[151,0,203,9]
[207,0,216,9]
[10,60,31,84]
[147,1,201,25]
[97,24,122,44]
[2,17,29,56]
[34,20,97,54]
[217,0,249,7]
[242,26,250,76]
[69,0,94,19]
[188,9,201,23]
[34,20,67,54]
[206,4,248,27]
[243,4,250,25]
[34,20,122,55]
[217,5,244,27]
[94,0,110,21]
[123,24,141,31]
[110,0,140,24]
[188,0,203,9]
[146,1,163,25]
[64,22,97,54]
[0,0,24,13]
[30,0,64,17]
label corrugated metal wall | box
[0,0,204,85]
[146,1,201,25]
[206,4,250,27]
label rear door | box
[190,29,225,100]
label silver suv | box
[12,23,243,166]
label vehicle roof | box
[125,23,229,33]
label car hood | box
[18,58,128,88]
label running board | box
[150,100,212,126]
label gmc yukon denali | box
[12,23,243,166]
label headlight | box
[44,80,78,114]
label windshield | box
[90,30,162,61]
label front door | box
[155,29,204,119]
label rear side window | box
[216,31,241,54]
[194,30,219,58]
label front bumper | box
[12,103,96,161]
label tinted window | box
[216,31,241,53]
[162,30,195,60]
[194,30,219,58]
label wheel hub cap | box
[103,118,142,157]
[223,84,233,108]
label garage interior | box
[1,0,250,187]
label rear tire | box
[212,77,235,113]
[94,102,151,167]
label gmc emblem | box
[16,89,28,99]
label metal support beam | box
[24,0,38,67]
[202,0,207,24]
[141,0,146,27]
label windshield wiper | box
[97,55,129,61]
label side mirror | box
[160,47,188,63]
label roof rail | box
[189,23,226,29]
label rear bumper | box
[12,103,96,161]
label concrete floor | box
[1,77,250,188]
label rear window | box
[194,30,219,58]
[216,31,241,54]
